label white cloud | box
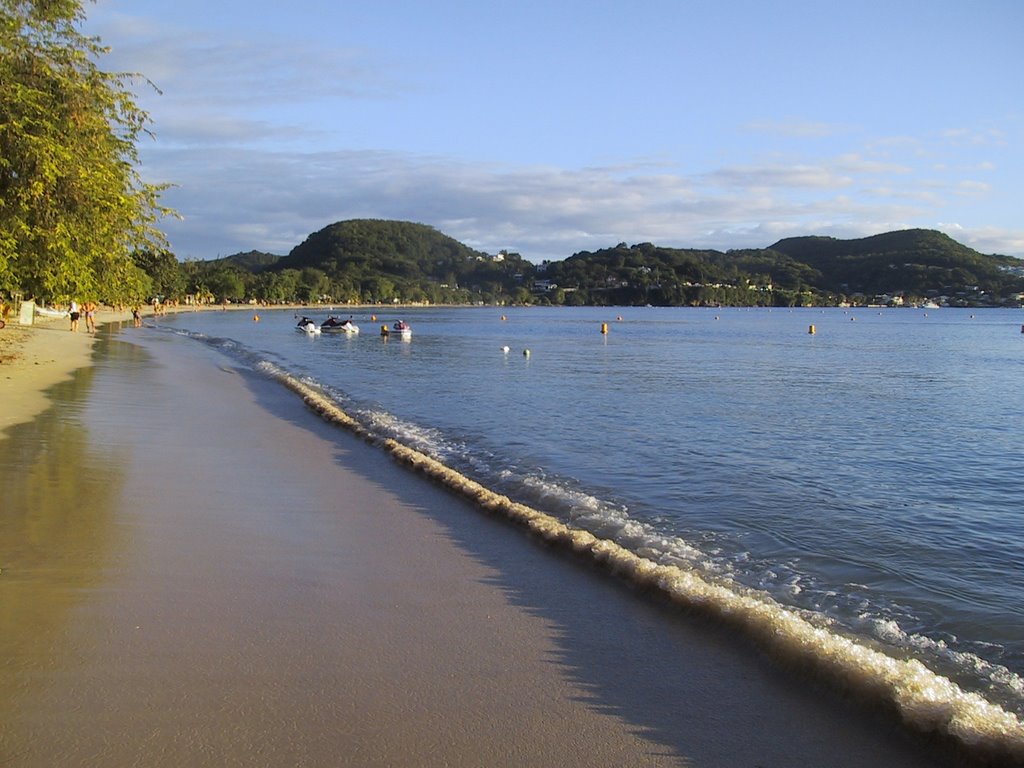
[95,15,401,110]
[956,180,992,196]
[141,142,1024,262]
[703,163,852,190]
[948,226,1024,257]
[742,119,850,138]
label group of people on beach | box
[68,300,97,332]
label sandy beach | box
[0,316,961,766]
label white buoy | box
[501,345,510,354]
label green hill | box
[174,222,1023,307]
[538,229,1023,306]
[280,219,485,276]
[221,250,282,272]
[767,229,1020,296]
[266,219,534,304]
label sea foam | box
[266,364,1024,765]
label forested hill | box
[181,220,534,305]
[766,229,1021,297]
[540,228,1023,306]
[281,219,481,271]
[174,220,1024,307]
[206,250,281,272]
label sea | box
[157,305,1024,741]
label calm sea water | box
[159,305,1024,716]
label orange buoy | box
[808,324,816,335]
[601,322,608,334]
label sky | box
[83,0,1023,263]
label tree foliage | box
[0,0,173,302]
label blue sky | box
[84,0,1023,262]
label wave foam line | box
[276,369,1024,765]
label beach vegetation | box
[0,0,174,304]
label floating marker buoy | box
[501,315,507,321]
[808,324,816,335]
[371,314,377,321]
[380,324,389,336]
[253,314,259,322]
[616,315,623,321]
[523,349,531,358]
[501,346,510,354]
[601,322,608,334]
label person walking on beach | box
[69,299,80,332]
[83,300,97,332]
[132,305,141,327]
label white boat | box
[393,321,412,339]
[35,305,68,318]
[296,317,321,335]
[321,317,359,334]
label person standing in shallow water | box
[69,299,80,332]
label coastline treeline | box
[0,0,173,307]
[170,220,1024,309]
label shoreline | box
[0,316,970,766]
[0,308,135,437]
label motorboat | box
[381,320,411,339]
[296,316,321,335]
[321,316,359,334]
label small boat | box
[35,305,68,318]
[393,320,412,339]
[321,316,359,334]
[296,317,321,335]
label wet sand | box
[0,324,957,766]
[0,312,114,437]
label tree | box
[132,249,185,300]
[0,0,173,301]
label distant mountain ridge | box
[188,220,1022,307]
[208,250,282,272]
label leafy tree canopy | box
[0,0,173,304]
